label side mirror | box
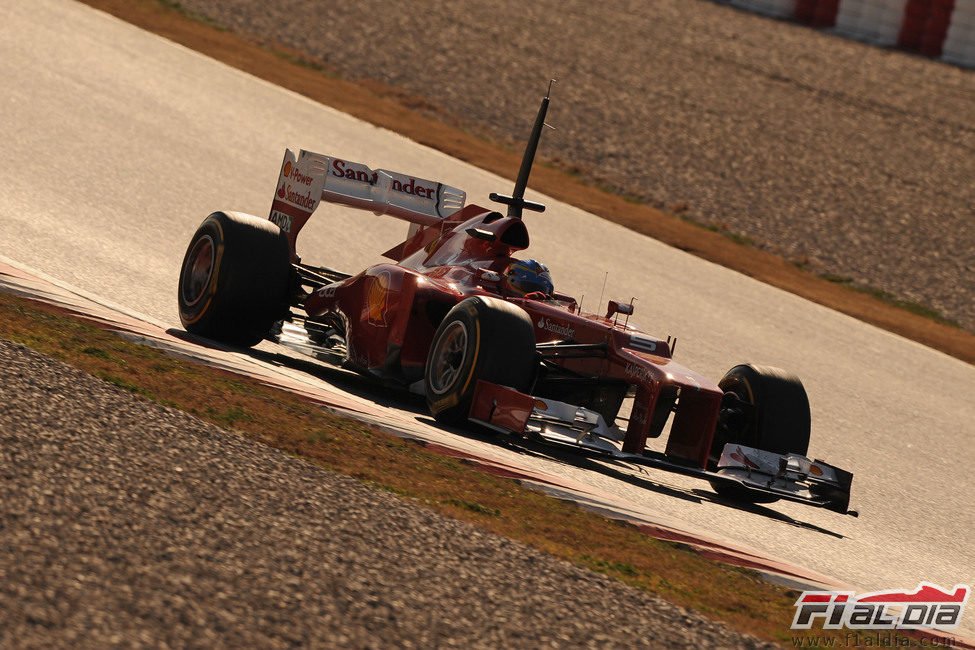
[465,227,497,241]
[606,300,634,319]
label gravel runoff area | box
[178,0,975,331]
[0,338,777,649]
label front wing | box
[469,380,856,516]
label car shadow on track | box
[175,332,845,539]
[246,345,429,410]
[468,430,846,539]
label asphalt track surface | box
[1,0,973,641]
[182,0,975,332]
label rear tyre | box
[708,364,810,503]
[178,211,291,347]
[424,296,536,425]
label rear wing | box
[268,148,466,260]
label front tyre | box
[424,296,536,425]
[178,211,291,347]
[708,364,811,503]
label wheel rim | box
[716,377,756,449]
[181,235,216,308]
[429,321,469,395]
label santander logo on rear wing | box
[268,148,466,260]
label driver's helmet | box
[503,259,554,298]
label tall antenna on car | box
[597,271,608,312]
[490,80,556,219]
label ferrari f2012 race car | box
[178,89,855,515]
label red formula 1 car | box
[178,89,855,515]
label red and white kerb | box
[724,0,975,67]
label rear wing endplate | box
[268,149,466,260]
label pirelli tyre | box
[178,211,291,347]
[424,296,536,425]
[708,364,811,503]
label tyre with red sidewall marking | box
[424,296,536,425]
[708,364,811,503]
[178,211,290,347]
